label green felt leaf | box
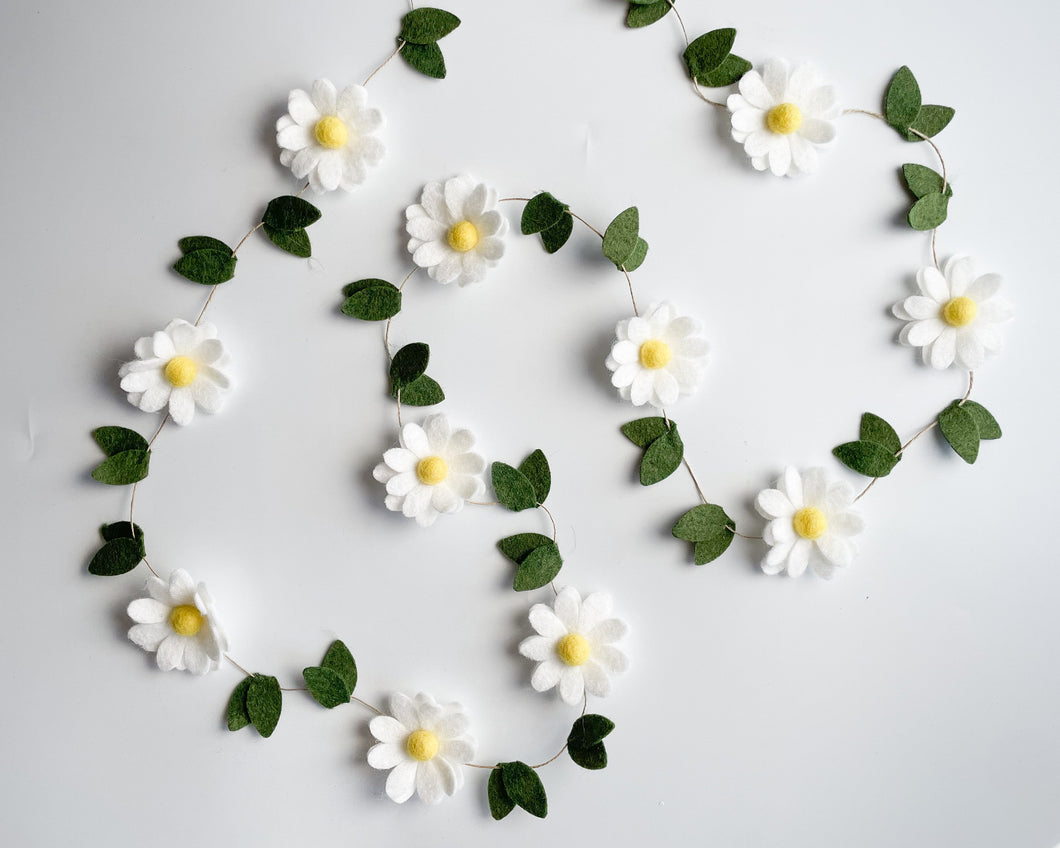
[100,521,145,549]
[521,192,568,235]
[93,426,147,457]
[938,404,980,464]
[303,667,351,709]
[492,462,538,512]
[908,193,949,230]
[514,543,563,592]
[500,761,547,819]
[498,532,554,564]
[885,66,921,132]
[173,248,236,285]
[540,213,573,254]
[698,53,752,87]
[567,714,615,770]
[488,768,515,820]
[320,640,358,692]
[518,449,551,505]
[626,1,671,28]
[833,441,900,477]
[341,279,402,321]
[902,163,952,199]
[91,450,150,485]
[263,195,321,230]
[671,503,733,541]
[640,425,683,486]
[246,674,282,738]
[694,534,734,565]
[683,28,737,82]
[602,207,639,268]
[621,416,670,448]
[389,343,430,390]
[961,400,1002,440]
[226,677,253,732]
[88,537,144,576]
[905,105,955,141]
[399,7,460,44]
[179,235,231,255]
[860,412,902,455]
[392,374,444,406]
[621,237,649,272]
[262,223,311,258]
[400,41,446,79]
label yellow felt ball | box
[942,296,977,327]
[169,604,204,637]
[416,455,449,486]
[314,115,348,149]
[556,633,591,666]
[638,339,673,370]
[766,102,803,135]
[406,729,439,762]
[446,220,479,252]
[792,507,827,540]
[163,356,198,387]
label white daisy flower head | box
[367,692,475,805]
[754,467,866,580]
[605,301,710,408]
[118,319,231,426]
[519,587,629,706]
[275,79,385,194]
[372,413,486,527]
[127,569,228,675]
[726,58,840,177]
[405,174,508,286]
[893,255,1012,370]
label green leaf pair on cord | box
[625,0,674,29]
[173,235,237,285]
[261,195,322,258]
[303,640,358,709]
[682,28,752,88]
[938,400,1001,464]
[620,416,683,485]
[227,673,282,738]
[521,192,573,254]
[91,426,150,485]
[833,412,903,478]
[88,521,146,576]
[389,342,445,407]
[341,278,403,321]
[884,66,955,142]
[902,163,953,231]
[398,7,461,79]
[672,503,735,565]
[602,207,649,272]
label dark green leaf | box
[262,223,311,258]
[498,532,554,564]
[91,450,150,485]
[518,449,551,504]
[399,7,461,44]
[226,677,252,731]
[303,667,351,709]
[491,462,538,512]
[521,192,568,235]
[902,163,952,199]
[514,543,563,591]
[640,426,683,486]
[389,343,430,390]
[400,41,446,79]
[671,503,733,541]
[621,416,670,448]
[567,714,615,770]
[540,213,573,253]
[321,640,358,692]
[173,248,236,285]
[885,66,921,132]
[602,207,639,268]
[682,28,737,82]
[88,537,143,576]
[698,53,752,87]
[626,1,671,29]
[860,412,902,454]
[488,768,515,820]
[246,674,282,738]
[694,532,734,565]
[392,374,444,406]
[905,105,955,141]
[263,195,321,230]
[833,441,900,477]
[93,426,148,456]
[179,235,231,255]
[961,400,1001,440]
[938,404,980,463]
[341,279,402,321]
[100,521,145,551]
[908,193,949,230]
[621,237,648,272]
[342,278,391,298]
[500,761,547,818]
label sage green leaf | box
[860,412,901,454]
[602,207,639,268]
[671,503,733,541]
[540,213,573,253]
[498,532,553,564]
[179,235,231,255]
[93,426,148,456]
[902,163,952,199]
[621,416,670,448]
[226,677,252,731]
[389,343,430,390]
[698,53,752,87]
[488,767,515,820]
[400,41,446,79]
[567,714,614,770]
[905,105,955,141]
[832,441,899,477]
[695,532,735,565]
[626,1,671,28]
[263,195,321,230]
[392,374,444,406]
[303,667,350,709]
[491,462,538,512]
[961,400,1001,440]
[521,192,568,235]
[621,237,648,272]
[518,449,551,504]
[88,537,143,576]
[246,674,282,738]
[938,404,979,463]
[173,248,236,285]
[885,66,921,132]
[262,223,311,258]
[91,450,150,485]
[500,761,547,818]
[908,193,949,230]
[683,28,736,82]
[640,426,683,486]
[321,640,358,692]
[341,279,402,321]
[514,543,563,591]
[399,7,460,44]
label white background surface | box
[3,1,1059,845]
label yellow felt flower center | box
[163,356,198,387]
[314,115,348,149]
[447,220,479,252]
[556,633,591,666]
[416,456,449,486]
[406,729,439,762]
[638,339,672,370]
[766,102,803,135]
[941,296,977,327]
[169,604,204,636]
[792,507,827,540]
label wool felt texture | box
[698,53,752,88]
[342,278,403,321]
[859,412,902,454]
[498,532,554,564]
[398,7,460,44]
[540,212,573,254]
[622,237,649,272]
[89,522,146,576]
[389,343,430,390]
[400,41,446,79]
[246,674,283,738]
[263,195,321,231]
[567,714,615,770]
[493,761,548,819]
[833,440,900,477]
[682,28,736,85]
[491,462,538,511]
[960,400,1002,440]
[227,677,253,731]
[621,416,670,448]
[178,235,231,255]
[625,1,671,29]
[638,424,683,486]
[517,449,551,504]
[671,504,735,565]
[512,544,563,592]
[903,163,952,200]
[602,207,642,269]
[908,193,949,231]
[262,223,311,257]
[391,374,445,406]
[93,426,148,456]
[173,242,237,285]
[520,192,568,235]
[884,66,955,141]
[487,768,516,820]
[91,449,151,486]
[303,667,351,709]
[938,402,981,464]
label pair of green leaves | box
[602,207,648,272]
[227,673,282,738]
[341,278,403,321]
[91,426,150,485]
[88,521,146,576]
[672,503,735,565]
[682,28,752,88]
[521,192,573,254]
[621,417,684,486]
[567,714,615,770]
[492,449,551,511]
[398,7,460,79]
[389,343,445,406]
[174,235,237,285]
[303,640,358,709]
[488,761,547,820]
[625,0,673,29]
[833,412,903,478]
[497,532,562,591]
[884,66,955,142]
[938,400,1002,464]
[261,195,321,258]
[903,163,953,231]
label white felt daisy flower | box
[118,319,231,426]
[405,174,508,286]
[519,587,629,705]
[127,569,227,675]
[367,692,475,805]
[372,413,486,527]
[275,79,385,194]
[754,467,865,580]
[726,58,840,177]
[893,255,1012,370]
[605,301,710,408]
